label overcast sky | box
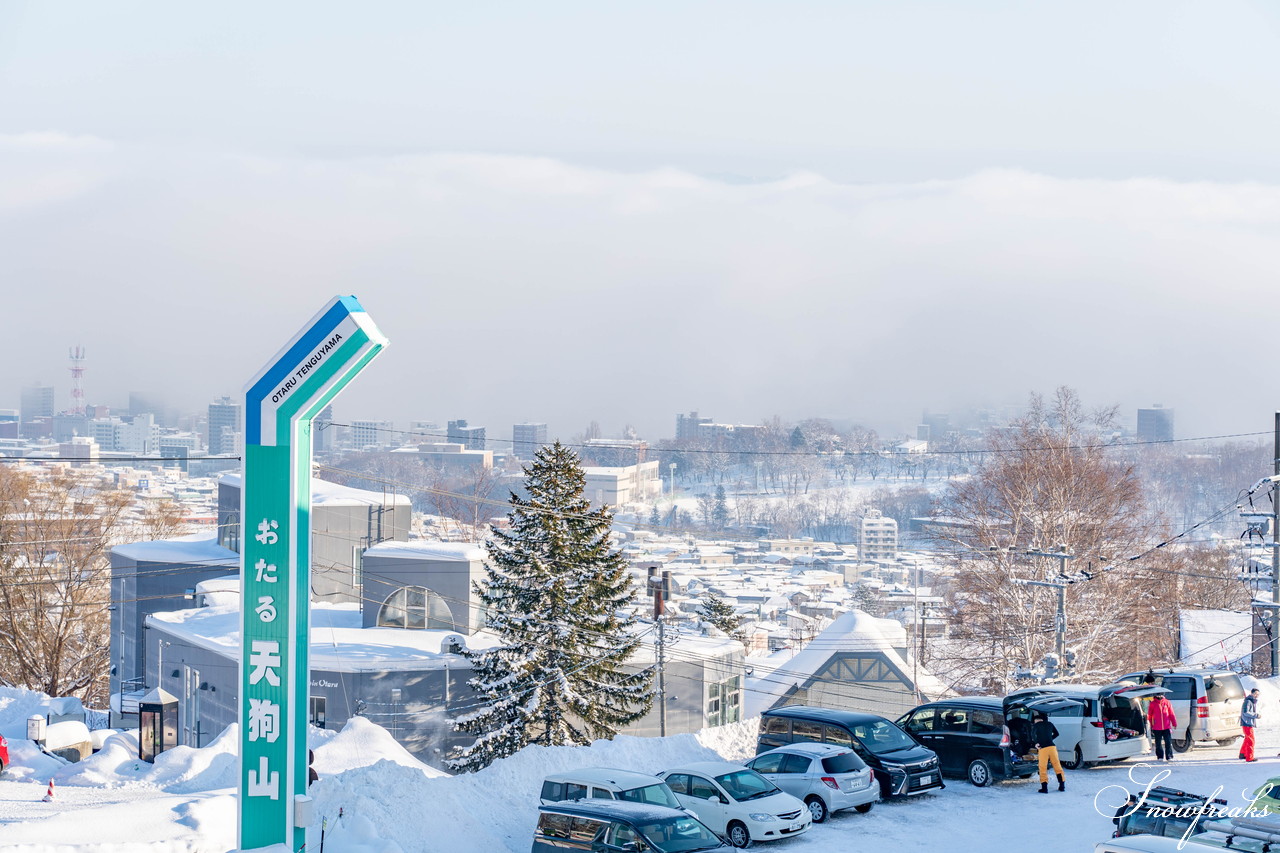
[2,1,1279,442]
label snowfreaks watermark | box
[1094,764,1273,849]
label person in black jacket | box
[1032,711,1065,793]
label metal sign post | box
[238,296,387,851]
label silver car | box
[1118,669,1246,751]
[745,742,879,823]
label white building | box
[350,419,395,450]
[394,442,493,472]
[860,509,898,561]
[58,435,99,466]
[582,460,662,507]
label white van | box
[1118,669,1246,750]
[1006,683,1167,769]
[540,768,687,812]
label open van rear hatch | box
[1002,694,1086,756]
[1003,693,1087,716]
[1099,683,1168,741]
[1102,684,1169,702]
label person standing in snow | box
[1240,688,1261,762]
[1147,692,1177,762]
[1032,711,1065,793]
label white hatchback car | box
[745,742,878,823]
[658,761,812,848]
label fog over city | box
[3,2,1279,440]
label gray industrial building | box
[215,473,411,601]
[108,536,240,703]
[111,474,410,723]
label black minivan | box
[895,697,1040,786]
[758,706,944,799]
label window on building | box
[376,586,455,630]
[310,696,327,729]
[706,675,743,727]
[220,510,240,553]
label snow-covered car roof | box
[544,767,668,788]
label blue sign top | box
[242,295,387,447]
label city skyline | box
[4,377,1188,450]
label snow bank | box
[0,685,58,740]
[307,719,760,853]
[58,725,241,793]
[3,737,67,782]
[312,715,448,778]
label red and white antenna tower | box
[68,346,86,415]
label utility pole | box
[911,563,921,702]
[1273,411,1279,677]
[1017,545,1074,674]
[648,566,667,737]
[1240,415,1280,676]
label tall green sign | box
[239,296,387,851]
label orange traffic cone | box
[42,779,54,802]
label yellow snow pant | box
[1038,745,1064,782]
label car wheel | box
[805,796,829,823]
[726,821,752,848]
[967,759,991,787]
[1172,729,1193,753]
[1217,737,1241,747]
[1061,745,1084,770]
[854,802,874,814]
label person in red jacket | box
[1147,692,1177,762]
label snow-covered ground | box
[6,682,1280,853]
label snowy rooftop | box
[1180,608,1253,668]
[112,533,239,565]
[364,540,485,562]
[194,574,240,607]
[148,602,502,671]
[744,609,950,717]
[627,624,743,667]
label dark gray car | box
[532,800,731,853]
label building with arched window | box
[359,541,486,633]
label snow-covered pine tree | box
[712,485,730,529]
[449,441,653,772]
[700,590,745,641]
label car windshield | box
[855,720,919,755]
[714,769,779,802]
[637,816,726,852]
[617,783,681,810]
